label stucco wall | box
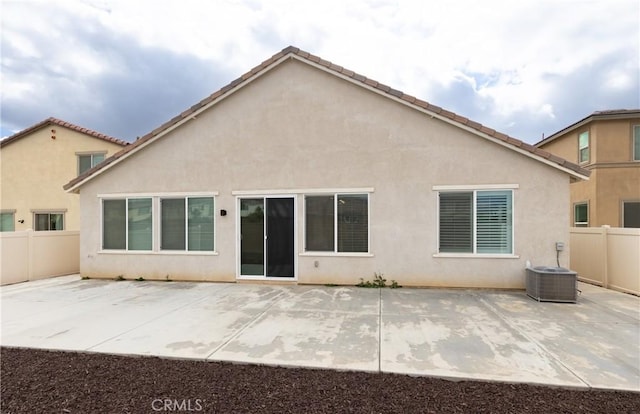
[0,126,125,231]
[78,59,572,288]
[539,118,640,227]
[593,120,638,162]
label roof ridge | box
[1,117,129,148]
[64,46,589,191]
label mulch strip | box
[1,347,638,413]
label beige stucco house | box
[1,118,128,232]
[536,110,640,228]
[65,46,589,288]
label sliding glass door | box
[239,197,295,278]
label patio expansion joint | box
[378,288,382,373]
[474,293,592,389]
[84,288,225,352]
[205,290,289,360]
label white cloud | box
[1,0,638,142]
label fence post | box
[601,225,610,289]
[27,229,34,281]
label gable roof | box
[1,117,129,149]
[64,46,589,192]
[535,109,640,147]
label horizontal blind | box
[476,191,512,254]
[337,194,368,253]
[305,196,335,251]
[439,192,473,253]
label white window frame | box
[433,185,518,258]
[578,131,590,164]
[77,151,107,175]
[99,192,218,255]
[633,125,640,162]
[302,192,372,257]
[0,210,16,232]
[622,200,640,228]
[160,196,216,252]
[101,197,152,252]
[32,210,66,231]
[573,202,589,227]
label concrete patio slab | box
[1,276,638,392]
[212,286,380,371]
[90,284,291,358]
[380,289,586,388]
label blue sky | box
[1,0,638,144]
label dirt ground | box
[1,347,638,413]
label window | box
[623,201,640,228]
[574,203,588,227]
[305,194,368,253]
[0,211,15,232]
[634,126,640,161]
[34,212,64,231]
[578,131,589,163]
[438,190,513,254]
[78,153,106,175]
[102,198,152,250]
[161,197,214,251]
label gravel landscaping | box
[2,347,638,413]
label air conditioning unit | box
[526,266,577,303]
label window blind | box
[439,192,473,253]
[476,191,512,254]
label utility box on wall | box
[526,266,577,303]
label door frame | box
[235,194,297,281]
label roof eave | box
[65,46,589,191]
[536,110,640,147]
[65,53,295,193]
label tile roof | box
[1,117,129,148]
[64,46,589,192]
[536,109,640,147]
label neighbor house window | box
[161,197,214,251]
[0,211,15,232]
[102,198,152,250]
[633,126,640,161]
[574,203,588,227]
[438,190,513,254]
[578,131,589,163]
[34,212,64,231]
[78,152,106,175]
[622,201,640,228]
[305,194,369,253]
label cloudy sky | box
[1,0,638,144]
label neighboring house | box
[0,118,128,232]
[536,110,640,228]
[64,46,588,288]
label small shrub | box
[165,274,172,282]
[357,272,387,288]
[134,277,145,282]
[356,273,402,289]
[81,276,90,280]
[115,275,125,281]
[390,280,402,289]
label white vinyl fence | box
[0,230,79,285]
[570,226,640,296]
